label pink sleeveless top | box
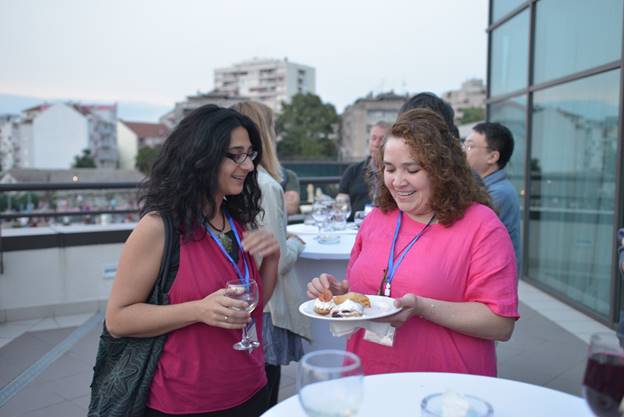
[147,222,266,414]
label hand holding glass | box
[298,350,363,417]
[225,279,259,352]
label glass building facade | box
[488,0,624,325]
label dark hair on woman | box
[399,92,460,139]
[139,104,263,240]
[374,108,491,226]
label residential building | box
[487,0,623,327]
[340,92,407,161]
[161,91,249,130]
[214,57,316,113]
[14,103,118,169]
[117,120,169,170]
[442,78,486,123]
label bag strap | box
[149,213,179,304]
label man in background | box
[337,121,389,219]
[280,167,301,215]
[465,122,521,270]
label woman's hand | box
[194,289,251,329]
[375,294,419,328]
[242,229,280,260]
[306,273,349,299]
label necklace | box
[206,211,233,254]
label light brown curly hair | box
[374,108,492,226]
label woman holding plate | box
[307,108,519,376]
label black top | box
[339,158,373,220]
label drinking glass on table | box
[311,201,330,236]
[225,279,259,352]
[353,211,366,228]
[298,350,363,417]
[582,332,624,417]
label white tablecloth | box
[261,372,592,417]
[287,224,357,351]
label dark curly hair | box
[374,108,492,226]
[139,104,263,240]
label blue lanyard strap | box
[383,211,435,296]
[206,210,250,283]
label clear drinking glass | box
[298,350,364,417]
[311,201,330,236]
[225,279,260,351]
[353,211,366,228]
[582,332,624,417]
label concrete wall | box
[0,225,132,322]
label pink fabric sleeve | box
[465,214,519,319]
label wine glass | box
[353,211,366,229]
[297,350,364,417]
[311,201,330,235]
[582,332,624,417]
[335,196,352,224]
[225,279,260,351]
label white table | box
[261,372,593,417]
[287,224,356,352]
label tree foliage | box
[276,93,339,160]
[459,107,485,125]
[72,149,96,168]
[135,145,162,174]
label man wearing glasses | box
[464,122,521,274]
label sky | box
[0,0,489,118]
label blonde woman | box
[232,101,310,406]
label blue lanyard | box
[206,210,250,284]
[382,211,435,296]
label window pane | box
[490,96,527,270]
[490,10,529,97]
[534,0,622,84]
[492,0,526,22]
[489,96,527,198]
[529,70,620,318]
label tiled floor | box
[0,281,617,417]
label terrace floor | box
[0,280,615,417]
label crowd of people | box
[92,92,546,417]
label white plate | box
[298,295,401,321]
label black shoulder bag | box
[88,214,179,417]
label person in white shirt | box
[232,101,310,408]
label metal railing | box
[0,177,342,272]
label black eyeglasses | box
[224,150,258,165]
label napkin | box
[330,320,394,340]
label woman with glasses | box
[233,101,310,408]
[307,108,519,377]
[103,104,280,416]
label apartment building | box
[214,57,316,113]
[442,78,486,123]
[340,92,407,161]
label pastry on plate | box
[313,289,335,315]
[330,292,371,318]
[333,292,371,308]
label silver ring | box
[224,315,229,322]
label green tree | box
[72,149,96,168]
[276,93,339,160]
[459,107,485,124]
[135,145,162,174]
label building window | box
[534,0,623,84]
[491,0,526,23]
[528,69,620,318]
[490,9,529,96]
[489,95,527,210]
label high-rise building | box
[340,92,407,161]
[214,57,316,113]
[487,0,623,326]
